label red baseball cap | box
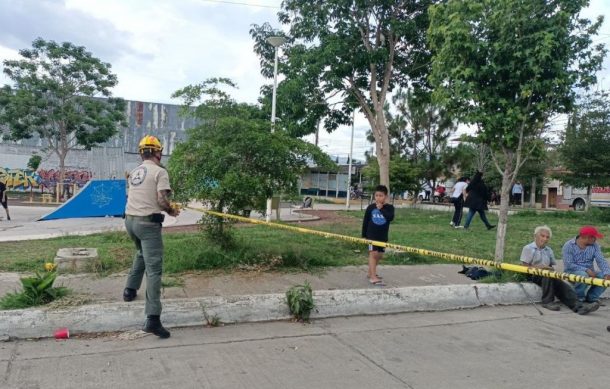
[579,226,604,239]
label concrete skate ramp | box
[39,179,127,221]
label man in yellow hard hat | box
[123,135,179,338]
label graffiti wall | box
[0,167,92,191]
[37,169,92,188]
[0,168,40,190]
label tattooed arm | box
[158,190,179,216]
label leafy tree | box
[361,155,421,199]
[251,1,432,191]
[168,79,334,241]
[558,91,610,209]
[0,38,126,184]
[428,0,606,260]
[27,154,42,171]
[387,89,457,194]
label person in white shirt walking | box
[449,177,469,228]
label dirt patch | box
[293,210,356,226]
[162,210,356,233]
[163,224,202,234]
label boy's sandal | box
[365,274,383,279]
[369,279,386,286]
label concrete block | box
[475,283,542,306]
[54,248,99,272]
[198,294,292,324]
[312,285,481,318]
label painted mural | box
[0,167,92,191]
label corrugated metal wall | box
[0,99,199,178]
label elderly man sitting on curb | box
[521,225,597,314]
[562,226,610,309]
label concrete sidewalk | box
[4,262,607,339]
[0,205,318,242]
[2,264,608,339]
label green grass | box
[161,276,185,288]
[334,208,610,263]
[1,208,608,276]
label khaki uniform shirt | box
[125,160,171,216]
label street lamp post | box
[266,36,286,222]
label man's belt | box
[126,213,165,223]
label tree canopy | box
[0,38,126,182]
[168,78,334,215]
[251,0,432,190]
[428,0,606,260]
[558,91,610,189]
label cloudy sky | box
[1,0,609,160]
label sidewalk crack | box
[1,341,18,387]
[473,285,481,303]
[329,333,414,389]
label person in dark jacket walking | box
[362,185,395,286]
[463,171,495,230]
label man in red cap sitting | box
[562,226,610,309]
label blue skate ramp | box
[39,179,127,221]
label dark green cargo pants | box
[124,215,164,316]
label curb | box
[0,283,542,339]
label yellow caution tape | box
[194,208,610,288]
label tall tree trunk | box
[529,177,536,208]
[585,185,592,211]
[368,105,390,192]
[494,158,514,261]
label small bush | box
[286,281,315,322]
[200,213,236,250]
[0,264,70,310]
[207,315,222,327]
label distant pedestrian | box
[0,179,10,221]
[512,181,523,205]
[362,185,395,286]
[422,182,432,201]
[463,171,495,230]
[449,177,469,228]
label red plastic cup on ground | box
[54,327,70,340]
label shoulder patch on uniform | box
[130,166,148,186]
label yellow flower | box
[44,262,57,272]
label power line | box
[198,0,280,9]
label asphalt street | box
[1,304,609,389]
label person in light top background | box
[449,176,469,228]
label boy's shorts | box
[368,244,385,253]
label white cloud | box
[1,0,608,160]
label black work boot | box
[123,288,137,302]
[143,315,171,339]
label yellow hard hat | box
[138,135,163,153]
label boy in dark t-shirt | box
[362,185,394,286]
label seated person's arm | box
[593,245,610,280]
